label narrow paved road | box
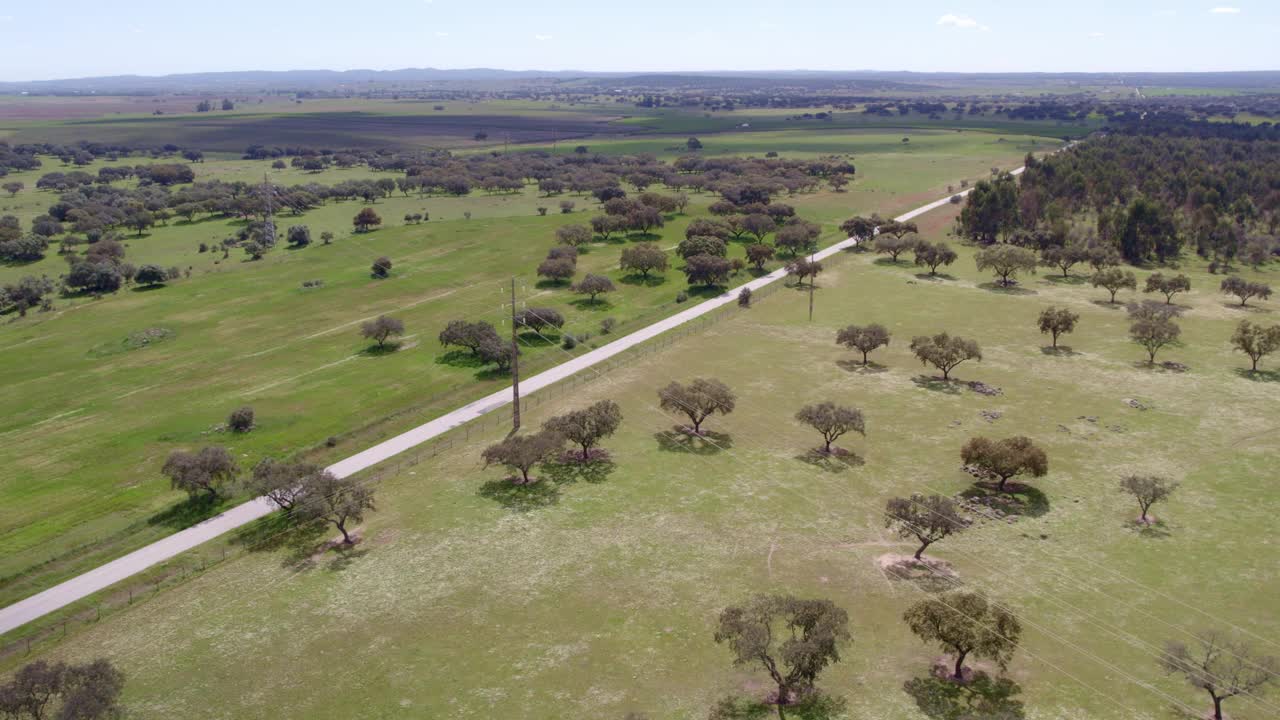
[0,174,1019,636]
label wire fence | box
[0,252,826,664]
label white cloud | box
[534,34,553,41]
[1088,31,1105,38]
[937,13,980,28]
[1210,7,1241,13]
[434,31,449,37]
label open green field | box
[0,95,1096,151]
[12,203,1277,719]
[0,128,1049,606]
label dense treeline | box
[960,133,1280,266]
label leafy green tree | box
[361,315,404,348]
[1037,307,1079,348]
[836,324,891,365]
[795,402,865,454]
[959,174,1020,244]
[543,400,623,461]
[903,592,1022,681]
[1220,276,1272,307]
[961,436,1048,492]
[715,595,851,708]
[658,378,735,434]
[910,333,982,380]
[353,208,382,232]
[296,472,376,545]
[1144,273,1190,304]
[975,245,1037,286]
[1128,301,1181,364]
[1118,475,1178,524]
[135,264,167,286]
[1092,268,1137,303]
[619,243,668,279]
[572,273,616,303]
[914,241,958,276]
[885,494,967,561]
[1230,320,1280,372]
[746,243,775,270]
[481,430,564,484]
[683,254,732,287]
[161,446,238,500]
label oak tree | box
[543,400,623,461]
[1160,631,1278,720]
[795,402,865,454]
[1118,474,1178,524]
[715,595,850,706]
[481,430,564,484]
[960,436,1048,492]
[836,324,891,365]
[1092,268,1137,303]
[361,315,404,348]
[903,592,1022,681]
[658,378,735,434]
[910,333,982,380]
[1230,320,1280,371]
[885,494,968,561]
[1037,306,1079,348]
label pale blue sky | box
[0,1,1275,81]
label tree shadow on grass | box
[654,427,733,455]
[1039,345,1080,357]
[360,342,402,357]
[434,349,487,369]
[685,284,727,300]
[882,556,960,593]
[1222,302,1271,314]
[837,359,888,374]
[1234,368,1280,383]
[516,331,557,347]
[534,279,571,291]
[540,456,617,485]
[325,544,371,572]
[147,494,229,530]
[1090,299,1126,310]
[709,691,846,720]
[795,447,864,473]
[874,257,910,267]
[130,284,167,293]
[978,282,1036,296]
[1044,274,1086,285]
[1130,518,1173,539]
[903,672,1026,720]
[960,481,1050,519]
[912,375,964,394]
[569,297,615,311]
[477,478,561,512]
[915,273,957,282]
[618,273,666,288]
[474,366,514,382]
[1131,360,1189,373]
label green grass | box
[12,203,1277,719]
[0,129,1041,606]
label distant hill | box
[1,68,1277,96]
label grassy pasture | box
[11,204,1278,719]
[0,129,1046,604]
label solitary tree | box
[573,273,616,303]
[556,224,593,248]
[786,258,823,286]
[885,494,968,561]
[514,307,566,333]
[1118,474,1179,524]
[1230,320,1280,371]
[657,378,736,434]
[135,264,167,286]
[961,436,1048,492]
[537,257,576,284]
[353,208,382,232]
[481,430,564,484]
[913,241,958,276]
[739,243,772,271]
[910,333,982,380]
[903,592,1022,681]
[1040,244,1088,278]
[836,324,891,365]
[371,256,393,278]
[2,181,23,197]
[1092,268,1138,303]
[715,595,851,708]
[0,658,126,720]
[439,319,500,355]
[248,458,320,514]
[543,400,623,461]
[619,243,668,279]
[975,245,1037,286]
[161,446,238,500]
[795,402,865,454]
[296,472,376,545]
[683,254,732,287]
[361,315,404,348]
[1037,306,1079,348]
[875,234,918,263]
[227,406,255,433]
[286,224,311,248]
[1128,302,1181,364]
[1160,630,1279,720]
[1144,273,1191,304]
[1220,276,1273,307]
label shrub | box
[676,290,689,303]
[228,406,255,433]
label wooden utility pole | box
[510,277,521,431]
[808,251,816,321]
